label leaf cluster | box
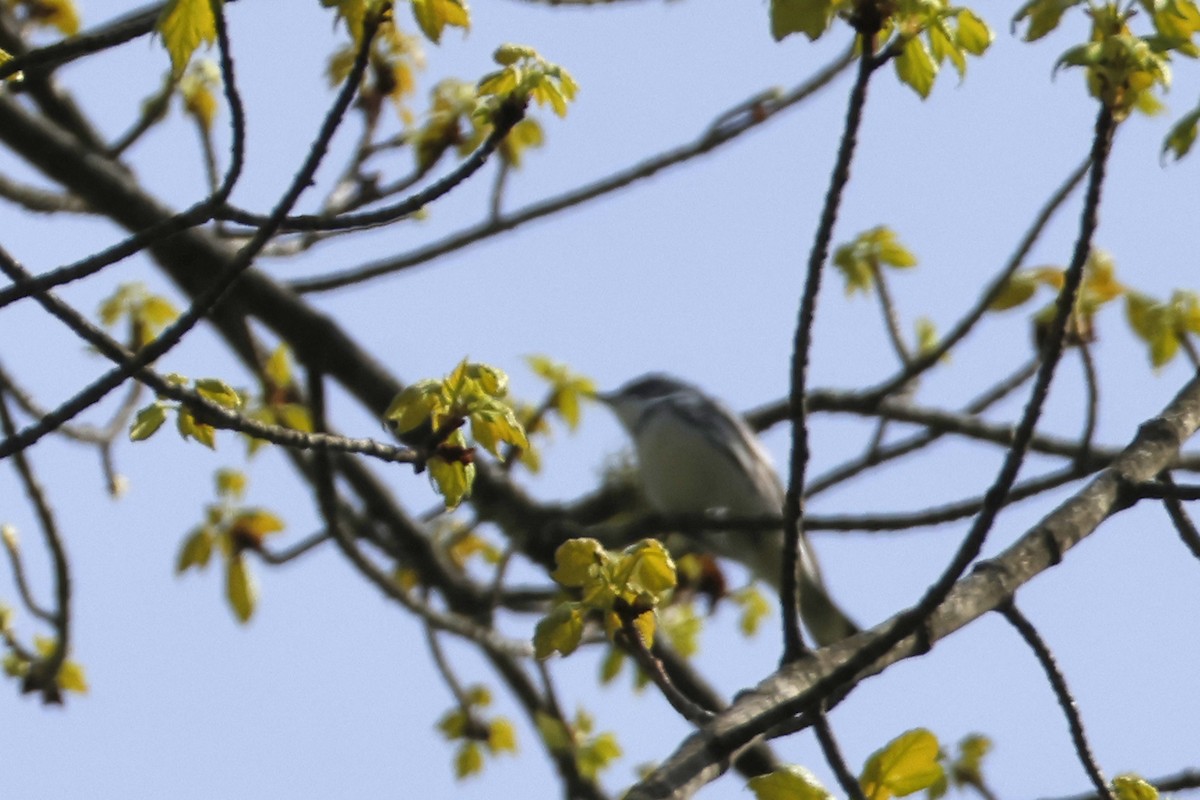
[436,684,518,779]
[385,360,528,508]
[98,282,179,351]
[534,709,622,781]
[477,44,579,119]
[534,538,676,659]
[175,470,285,623]
[770,0,992,98]
[989,250,1200,366]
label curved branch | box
[1000,602,1114,800]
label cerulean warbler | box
[600,374,857,646]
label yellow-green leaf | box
[577,731,621,779]
[0,48,23,81]
[156,0,218,76]
[428,453,475,509]
[215,467,246,499]
[617,539,677,599]
[454,741,484,778]
[860,729,944,800]
[487,718,518,753]
[1164,106,1200,161]
[1013,0,1084,42]
[195,377,242,409]
[177,527,215,573]
[533,602,585,658]
[1112,774,1158,800]
[225,554,257,623]
[769,0,837,41]
[57,659,89,694]
[551,538,605,587]
[599,646,625,684]
[179,59,221,131]
[129,403,169,441]
[177,406,216,449]
[534,711,572,751]
[265,344,293,388]
[955,10,993,55]
[232,509,285,537]
[411,0,469,44]
[951,734,991,787]
[749,765,834,800]
[732,584,772,637]
[385,380,442,433]
[895,37,938,99]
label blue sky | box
[1,1,1199,798]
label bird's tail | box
[734,529,858,648]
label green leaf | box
[0,47,23,81]
[731,585,772,636]
[956,10,994,55]
[951,734,992,787]
[860,729,944,800]
[385,379,443,433]
[177,406,217,449]
[264,344,293,388]
[615,539,677,601]
[428,452,475,510]
[195,377,242,409]
[1164,106,1200,161]
[454,741,484,778]
[1112,774,1158,800]
[551,538,605,587]
[156,0,218,76]
[577,731,621,779]
[660,604,702,658]
[225,554,257,623]
[1012,0,1084,42]
[770,0,837,41]
[534,711,572,752]
[914,317,943,359]
[176,527,215,573]
[411,0,469,44]
[129,403,169,441]
[215,468,247,500]
[895,37,938,98]
[599,646,625,684]
[749,766,834,800]
[438,707,468,739]
[231,509,285,538]
[533,602,585,658]
[487,718,518,753]
[56,659,89,694]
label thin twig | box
[0,521,53,623]
[0,2,364,460]
[0,249,420,465]
[812,711,869,800]
[872,264,912,366]
[1156,473,1200,560]
[804,357,1040,497]
[0,392,72,702]
[287,47,857,294]
[999,602,1114,800]
[615,613,713,725]
[1041,769,1200,800]
[1077,341,1099,469]
[783,40,882,662]
[215,97,526,233]
[861,157,1092,403]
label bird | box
[599,373,858,646]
